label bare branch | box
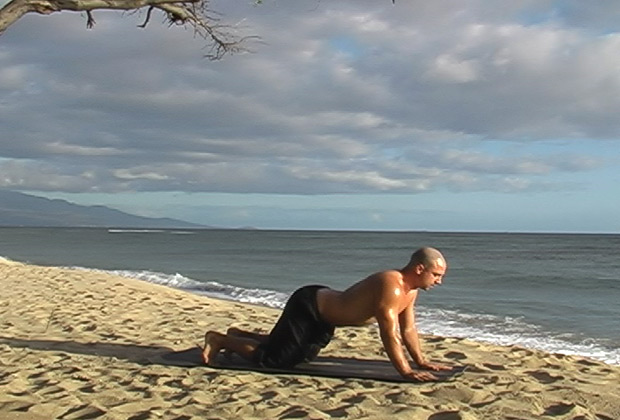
[86,9,95,27]
[0,0,254,59]
[137,5,153,28]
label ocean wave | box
[96,268,289,309]
[416,307,620,366]
[107,229,195,235]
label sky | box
[1,0,619,232]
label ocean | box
[1,227,618,365]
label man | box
[202,247,450,381]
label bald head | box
[409,247,446,270]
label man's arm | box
[398,300,426,366]
[399,299,451,371]
[375,295,438,381]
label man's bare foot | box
[201,331,222,365]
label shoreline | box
[4,254,617,367]
[2,259,619,419]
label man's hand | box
[404,370,439,382]
[418,360,452,371]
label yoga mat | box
[157,347,468,383]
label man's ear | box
[415,263,425,274]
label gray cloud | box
[1,0,618,196]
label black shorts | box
[253,285,335,368]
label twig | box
[86,10,96,28]
[138,5,154,27]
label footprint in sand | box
[444,351,467,361]
[78,384,98,394]
[59,404,107,419]
[510,348,534,357]
[526,370,564,384]
[0,401,34,412]
[428,410,466,420]
[80,323,97,332]
[576,358,599,367]
[482,363,507,371]
[278,406,310,419]
[342,394,366,404]
[470,395,501,408]
[323,406,350,418]
[260,390,279,399]
[543,402,575,416]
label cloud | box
[0,0,618,197]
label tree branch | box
[86,9,95,27]
[0,0,253,59]
[137,4,153,28]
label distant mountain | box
[0,190,207,229]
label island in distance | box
[0,189,209,229]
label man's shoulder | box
[376,269,403,280]
[365,269,403,286]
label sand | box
[1,258,619,420]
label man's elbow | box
[401,326,417,337]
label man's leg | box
[251,286,331,368]
[219,327,270,360]
[203,287,324,368]
[227,327,269,344]
[202,331,261,365]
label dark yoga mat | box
[157,347,468,383]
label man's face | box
[420,259,446,290]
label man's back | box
[317,270,418,327]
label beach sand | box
[1,258,619,420]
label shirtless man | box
[202,247,450,381]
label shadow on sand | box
[1,336,467,383]
[0,336,176,366]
